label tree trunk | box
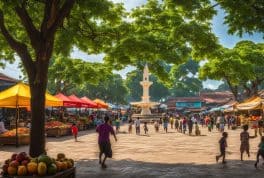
[29,59,49,157]
[225,79,239,101]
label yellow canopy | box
[93,99,108,109]
[0,83,63,108]
[236,96,263,111]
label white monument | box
[131,65,159,115]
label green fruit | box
[38,155,52,166]
[47,164,57,175]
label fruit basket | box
[1,153,75,178]
[0,128,30,145]
[0,135,30,146]
[1,167,75,178]
[45,122,71,137]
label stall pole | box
[15,97,19,147]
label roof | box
[200,91,234,104]
[167,97,204,103]
[0,73,19,83]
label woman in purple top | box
[96,116,117,168]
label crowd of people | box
[92,112,264,169]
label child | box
[240,125,250,161]
[144,122,148,135]
[71,123,78,142]
[216,132,228,164]
[254,136,264,168]
[128,119,133,134]
[179,119,182,133]
[195,122,201,136]
[175,119,179,131]
[208,121,212,132]
[154,121,159,132]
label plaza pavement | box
[1,124,264,177]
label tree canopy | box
[104,0,219,81]
[75,73,128,105]
[199,41,264,100]
[0,0,126,156]
[215,0,264,37]
[170,59,203,97]
[47,56,111,95]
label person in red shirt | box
[71,123,78,142]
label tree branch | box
[45,0,75,38]
[0,10,35,78]
[15,4,40,52]
[41,0,59,35]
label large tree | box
[214,0,264,36]
[199,41,264,100]
[76,74,128,105]
[0,1,125,157]
[0,0,220,157]
[170,59,202,97]
[104,0,219,81]
[47,56,111,95]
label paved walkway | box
[1,125,264,177]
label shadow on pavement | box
[76,159,264,178]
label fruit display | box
[0,128,30,137]
[45,121,71,129]
[1,152,74,177]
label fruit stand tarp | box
[236,96,263,110]
[68,94,93,108]
[81,96,98,108]
[93,99,108,109]
[0,83,63,107]
[55,93,79,107]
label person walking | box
[135,117,141,135]
[170,116,174,129]
[182,117,187,134]
[254,136,264,168]
[240,125,250,161]
[174,118,179,131]
[216,132,228,164]
[258,117,263,137]
[96,116,117,169]
[128,118,133,134]
[71,123,78,142]
[163,116,169,133]
[143,122,148,135]
[188,118,193,135]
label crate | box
[46,128,64,137]
[2,167,75,178]
[46,128,71,137]
[0,135,30,145]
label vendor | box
[0,119,7,134]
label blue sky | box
[0,0,263,89]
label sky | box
[0,0,263,89]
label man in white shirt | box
[135,118,141,135]
[0,120,7,134]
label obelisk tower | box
[140,65,153,115]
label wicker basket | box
[0,135,30,145]
[2,167,75,178]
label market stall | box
[80,96,97,108]
[93,98,108,109]
[236,96,263,111]
[0,83,63,146]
